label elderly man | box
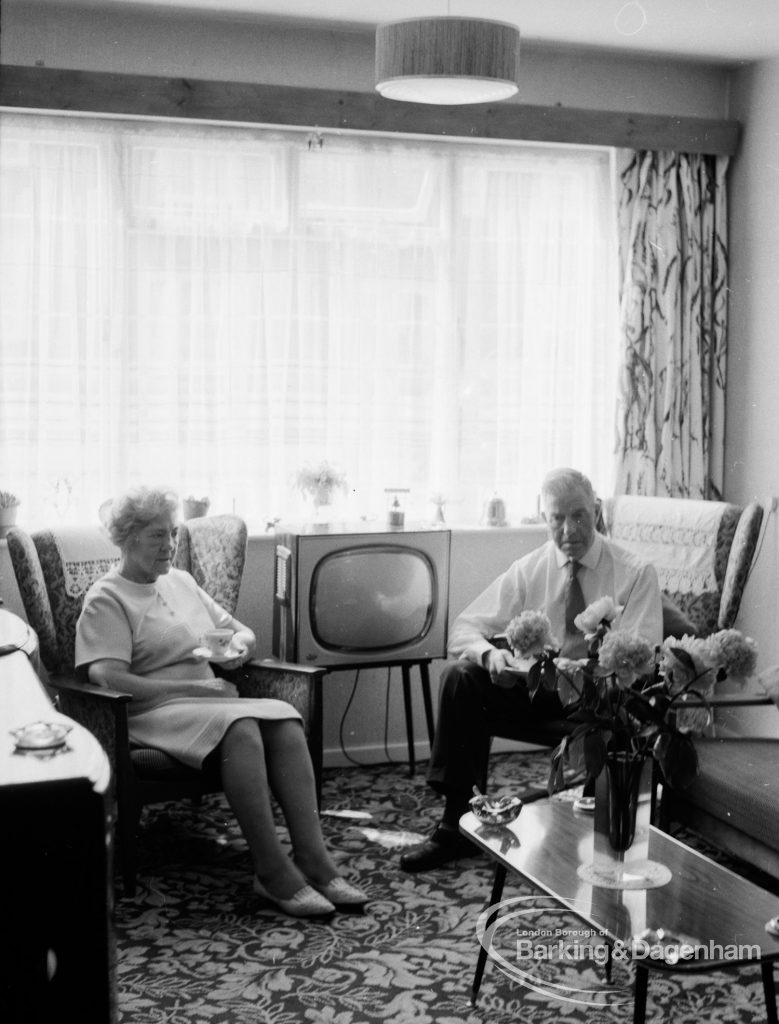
[400,467,662,873]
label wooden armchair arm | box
[48,675,133,704]
[677,693,774,708]
[228,658,324,722]
[46,675,134,807]
[699,694,775,708]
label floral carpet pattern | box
[115,751,776,1024]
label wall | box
[1,0,732,119]
[723,57,779,737]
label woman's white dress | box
[75,566,300,768]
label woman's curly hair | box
[106,486,179,548]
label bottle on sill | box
[388,496,405,528]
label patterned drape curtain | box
[614,150,729,499]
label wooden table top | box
[461,799,779,967]
[0,606,39,661]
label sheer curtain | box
[0,113,619,529]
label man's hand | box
[483,647,521,687]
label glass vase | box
[604,752,645,852]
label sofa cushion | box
[677,738,779,853]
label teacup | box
[204,629,233,657]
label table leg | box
[762,960,778,1024]
[470,863,507,1005]
[633,964,648,1024]
[401,665,415,776]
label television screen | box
[311,547,435,652]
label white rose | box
[574,596,621,634]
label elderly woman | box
[75,486,366,917]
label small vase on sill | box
[183,496,210,520]
[311,487,335,525]
[0,492,20,539]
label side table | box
[0,632,115,1024]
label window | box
[0,113,618,529]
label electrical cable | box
[338,668,372,768]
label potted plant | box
[295,462,348,520]
[183,495,210,520]
[0,491,20,538]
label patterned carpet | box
[115,750,777,1024]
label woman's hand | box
[87,659,235,702]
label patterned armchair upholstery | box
[7,517,324,897]
[601,496,763,636]
[173,514,245,614]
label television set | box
[272,525,451,668]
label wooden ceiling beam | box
[0,65,740,155]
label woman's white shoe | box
[310,876,368,907]
[252,877,336,917]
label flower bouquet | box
[505,601,758,850]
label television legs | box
[401,660,435,776]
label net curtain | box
[0,114,618,528]
[614,149,729,499]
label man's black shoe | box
[399,825,478,873]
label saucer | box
[192,645,241,664]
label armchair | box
[599,497,778,879]
[600,495,764,636]
[7,516,324,897]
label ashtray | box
[630,928,697,963]
[11,720,72,751]
[469,794,523,826]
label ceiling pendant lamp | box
[375,17,520,105]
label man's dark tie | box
[564,560,586,646]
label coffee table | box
[461,798,779,1022]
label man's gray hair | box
[106,486,179,548]
[540,468,596,505]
